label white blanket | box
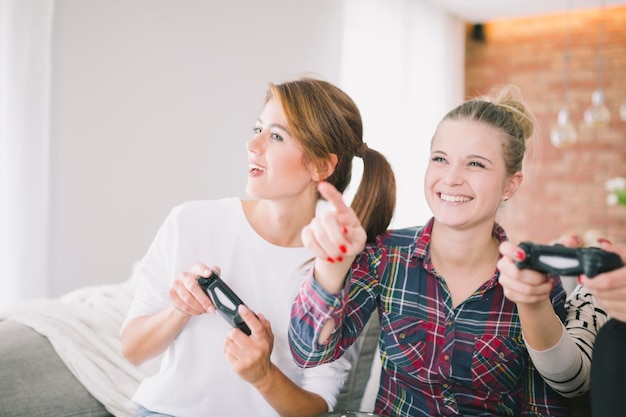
[0,269,160,417]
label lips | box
[248,162,266,173]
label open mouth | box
[248,163,266,173]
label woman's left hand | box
[580,240,626,322]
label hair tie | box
[357,142,368,158]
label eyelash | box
[431,156,486,169]
[252,127,284,142]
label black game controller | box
[515,241,624,278]
[197,273,253,335]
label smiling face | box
[424,118,522,231]
[245,98,319,203]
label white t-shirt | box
[123,198,352,417]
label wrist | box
[314,257,354,294]
[168,305,192,322]
[253,362,278,395]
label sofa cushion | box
[0,320,113,417]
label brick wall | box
[466,6,626,246]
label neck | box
[429,220,500,274]
[242,199,316,248]
[429,220,501,308]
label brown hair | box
[440,84,536,176]
[267,77,396,241]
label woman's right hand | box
[497,241,555,305]
[301,182,367,293]
[168,263,218,317]
[122,263,218,365]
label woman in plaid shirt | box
[289,85,571,416]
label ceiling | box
[425,0,626,23]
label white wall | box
[338,0,465,229]
[45,0,464,297]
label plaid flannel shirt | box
[290,218,571,416]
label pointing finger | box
[318,181,350,216]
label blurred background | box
[1,0,625,308]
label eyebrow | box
[256,118,291,134]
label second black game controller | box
[515,241,624,278]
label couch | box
[0,272,380,417]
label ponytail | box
[351,147,396,242]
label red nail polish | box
[598,238,612,245]
[514,249,526,262]
[336,256,343,262]
[326,257,335,263]
[339,245,347,254]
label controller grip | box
[197,275,252,335]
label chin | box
[433,213,467,229]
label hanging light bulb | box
[584,88,611,127]
[551,0,577,148]
[584,0,610,128]
[551,108,578,148]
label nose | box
[442,164,464,186]
[246,131,263,155]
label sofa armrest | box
[334,313,380,412]
[0,320,113,417]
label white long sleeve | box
[526,284,608,397]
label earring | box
[503,196,509,202]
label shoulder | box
[358,225,427,264]
[169,197,241,219]
[380,226,425,245]
[156,197,244,237]
[372,226,427,255]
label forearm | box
[517,299,563,350]
[290,272,370,368]
[313,257,358,343]
[526,325,588,397]
[255,363,328,417]
[121,306,190,365]
[519,295,592,397]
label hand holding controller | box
[515,241,624,278]
[197,273,253,335]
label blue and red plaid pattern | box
[289,218,571,416]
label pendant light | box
[551,1,577,148]
[584,0,610,127]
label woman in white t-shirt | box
[120,77,396,417]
